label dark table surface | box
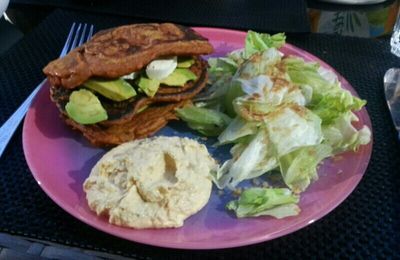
[0,3,400,259]
[9,0,311,33]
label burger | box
[43,23,214,147]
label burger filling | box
[58,56,198,125]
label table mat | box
[0,9,399,259]
[10,0,310,33]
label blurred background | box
[0,0,399,55]
[308,0,398,37]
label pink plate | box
[22,27,373,249]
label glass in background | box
[390,6,400,56]
[308,0,399,37]
[0,0,9,17]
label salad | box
[176,31,371,219]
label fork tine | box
[60,23,94,58]
[87,24,94,40]
[78,23,88,46]
[59,23,76,57]
[69,23,82,53]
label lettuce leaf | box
[194,74,234,112]
[264,104,323,157]
[284,56,367,125]
[226,187,300,218]
[215,104,324,189]
[223,80,245,117]
[236,48,283,80]
[222,48,283,117]
[217,117,259,145]
[186,122,225,137]
[284,56,328,90]
[309,82,366,125]
[176,106,232,136]
[208,57,238,81]
[233,75,307,122]
[215,128,278,189]
[279,144,332,193]
[208,32,285,82]
[322,111,371,154]
[244,31,286,59]
[205,32,286,116]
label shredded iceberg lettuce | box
[322,111,371,154]
[232,75,307,122]
[309,82,366,125]
[279,144,332,193]
[175,30,371,219]
[215,128,278,189]
[264,104,323,157]
[176,106,231,136]
[217,117,259,145]
[226,187,300,218]
[284,56,366,125]
[244,31,286,59]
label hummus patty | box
[83,136,217,228]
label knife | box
[383,68,400,140]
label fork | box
[0,23,94,158]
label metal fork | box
[0,23,94,158]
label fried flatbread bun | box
[43,23,214,89]
[43,23,213,147]
[64,100,190,147]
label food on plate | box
[177,31,371,218]
[43,23,214,147]
[226,187,300,219]
[83,136,217,229]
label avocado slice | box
[83,78,136,102]
[65,89,108,125]
[136,68,197,97]
[137,77,160,97]
[160,68,197,87]
[177,57,195,68]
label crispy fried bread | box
[43,23,213,89]
[64,100,189,147]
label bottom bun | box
[63,100,189,147]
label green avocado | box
[137,77,160,97]
[136,68,197,97]
[160,68,197,86]
[65,89,108,125]
[177,57,195,68]
[83,78,136,102]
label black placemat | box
[10,0,310,33]
[0,9,399,259]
